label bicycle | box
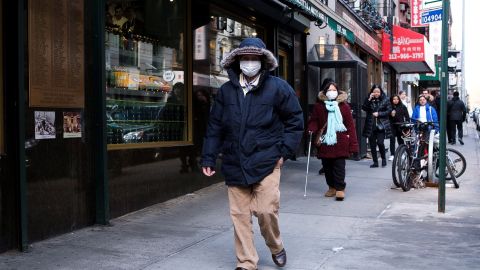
[392,122,431,191]
[427,129,466,188]
[392,122,466,191]
[391,122,416,188]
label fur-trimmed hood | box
[318,91,349,103]
[220,38,278,71]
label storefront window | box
[105,0,186,148]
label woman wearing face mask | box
[308,82,359,201]
[362,84,392,168]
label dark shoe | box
[370,163,379,168]
[459,139,464,145]
[235,268,248,270]
[272,248,287,267]
[319,167,325,174]
[382,159,387,167]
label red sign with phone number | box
[382,25,426,62]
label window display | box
[105,0,187,148]
[192,13,263,96]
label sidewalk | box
[2,124,480,270]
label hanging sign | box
[411,0,427,27]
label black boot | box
[370,162,379,168]
[382,159,387,167]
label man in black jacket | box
[447,91,467,145]
[201,38,304,270]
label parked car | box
[476,110,480,131]
[470,107,480,131]
[106,103,185,144]
[470,107,480,123]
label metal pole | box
[91,0,110,225]
[14,0,28,252]
[438,0,450,213]
[461,0,465,100]
[304,132,313,197]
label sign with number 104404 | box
[421,9,442,23]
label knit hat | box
[221,37,278,71]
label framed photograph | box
[34,111,56,139]
[63,112,82,138]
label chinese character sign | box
[411,0,427,27]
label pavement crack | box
[138,227,232,269]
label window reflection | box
[193,14,263,102]
[105,0,187,146]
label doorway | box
[278,48,289,82]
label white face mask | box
[240,60,261,77]
[326,91,338,100]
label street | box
[1,124,479,270]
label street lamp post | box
[438,0,450,213]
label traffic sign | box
[421,9,442,24]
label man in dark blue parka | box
[201,38,303,270]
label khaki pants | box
[227,168,284,270]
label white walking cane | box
[304,131,313,197]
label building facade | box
[0,0,318,253]
[0,0,410,253]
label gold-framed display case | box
[105,0,189,150]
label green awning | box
[420,60,440,81]
[327,18,355,43]
[281,0,355,44]
[281,0,328,23]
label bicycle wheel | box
[395,145,411,191]
[427,130,435,182]
[435,148,467,180]
[447,164,460,188]
[391,145,403,187]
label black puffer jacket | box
[201,38,304,187]
[389,103,410,136]
[447,96,467,121]
[362,90,392,138]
